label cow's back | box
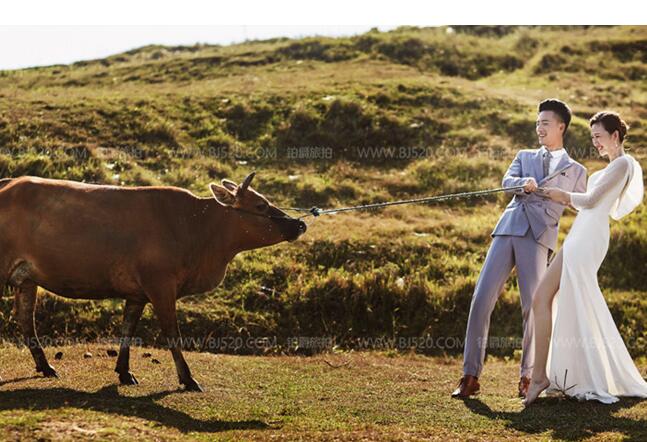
[0,176,201,299]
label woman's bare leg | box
[523,248,563,406]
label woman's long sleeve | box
[568,157,630,210]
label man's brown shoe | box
[451,375,480,398]
[518,376,531,398]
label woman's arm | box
[541,157,630,209]
[569,157,629,210]
[539,187,571,205]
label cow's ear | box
[221,179,238,193]
[209,183,236,206]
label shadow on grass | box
[0,383,269,433]
[463,396,647,441]
[0,375,42,386]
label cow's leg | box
[115,299,146,385]
[148,290,203,392]
[15,282,58,377]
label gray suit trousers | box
[463,229,548,378]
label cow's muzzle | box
[286,219,307,242]
[297,220,307,235]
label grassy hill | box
[0,25,646,361]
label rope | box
[279,184,526,218]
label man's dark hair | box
[538,99,572,135]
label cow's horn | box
[240,171,256,192]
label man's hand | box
[523,177,538,193]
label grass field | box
[0,26,646,359]
[1,343,646,441]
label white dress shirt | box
[541,146,566,174]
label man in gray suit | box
[452,99,588,399]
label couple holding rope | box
[450,99,647,406]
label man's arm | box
[562,165,587,211]
[502,151,536,195]
[574,165,588,194]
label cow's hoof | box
[182,379,204,392]
[39,366,59,378]
[119,372,139,385]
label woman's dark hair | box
[538,98,572,134]
[589,111,629,143]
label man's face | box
[536,110,565,148]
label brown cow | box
[0,172,306,391]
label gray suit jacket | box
[492,148,588,251]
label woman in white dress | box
[524,111,647,406]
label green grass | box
[0,26,646,368]
[0,343,645,440]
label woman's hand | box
[539,187,571,205]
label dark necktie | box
[543,151,552,179]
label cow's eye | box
[256,202,269,212]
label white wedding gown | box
[545,154,647,404]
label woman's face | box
[591,122,620,158]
